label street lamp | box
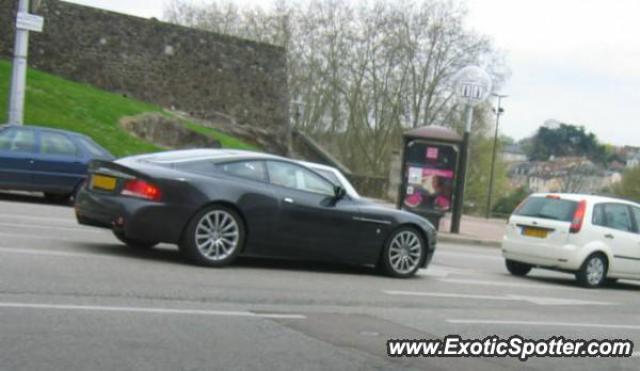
[450,66,492,234]
[485,93,507,219]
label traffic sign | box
[16,12,44,32]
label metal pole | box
[485,95,505,218]
[451,105,473,233]
[7,0,31,125]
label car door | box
[0,126,38,189]
[31,130,87,193]
[592,203,640,275]
[214,160,278,253]
[265,160,362,261]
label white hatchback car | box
[502,193,640,287]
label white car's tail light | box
[569,200,587,234]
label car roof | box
[126,148,283,164]
[1,123,86,138]
[531,193,640,207]
[299,160,341,173]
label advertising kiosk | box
[396,126,462,230]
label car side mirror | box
[334,186,346,200]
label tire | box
[379,227,425,278]
[576,253,608,288]
[44,192,71,204]
[605,278,619,286]
[113,230,158,249]
[505,259,532,276]
[179,205,245,267]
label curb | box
[437,234,502,249]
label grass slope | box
[0,60,256,157]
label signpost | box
[7,0,44,125]
[450,66,492,233]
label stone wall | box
[0,0,289,153]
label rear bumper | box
[501,235,583,271]
[74,187,191,243]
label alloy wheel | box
[195,210,240,261]
[388,230,422,274]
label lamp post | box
[485,93,507,219]
[450,66,492,234]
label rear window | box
[514,196,578,222]
[78,137,111,158]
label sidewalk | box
[437,215,505,248]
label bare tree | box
[164,0,507,176]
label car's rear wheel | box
[379,227,425,278]
[44,192,72,204]
[576,253,607,288]
[180,205,245,267]
[113,230,158,249]
[505,259,532,276]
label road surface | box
[0,192,638,370]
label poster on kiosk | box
[402,142,457,214]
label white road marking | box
[447,319,640,330]
[438,278,579,291]
[436,250,502,260]
[385,290,511,301]
[0,222,103,233]
[0,231,109,242]
[383,290,616,306]
[0,247,112,259]
[0,213,76,224]
[0,302,306,319]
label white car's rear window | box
[514,196,578,222]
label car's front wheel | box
[576,253,607,288]
[379,227,425,278]
[180,205,245,267]
[505,259,532,276]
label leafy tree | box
[493,187,530,216]
[612,166,640,203]
[526,123,607,164]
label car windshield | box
[514,196,578,222]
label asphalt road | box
[1,192,639,371]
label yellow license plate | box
[522,227,548,238]
[91,174,117,191]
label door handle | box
[283,197,294,204]
[604,234,614,239]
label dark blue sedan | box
[0,124,114,202]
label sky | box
[64,0,640,146]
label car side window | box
[592,204,606,227]
[219,160,267,182]
[631,207,640,234]
[602,203,634,233]
[267,161,334,196]
[40,131,78,157]
[0,128,36,153]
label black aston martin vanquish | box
[75,149,437,277]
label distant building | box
[502,144,527,163]
[626,153,640,168]
[509,156,621,193]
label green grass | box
[183,121,259,151]
[0,60,257,157]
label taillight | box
[570,200,587,233]
[121,179,162,201]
